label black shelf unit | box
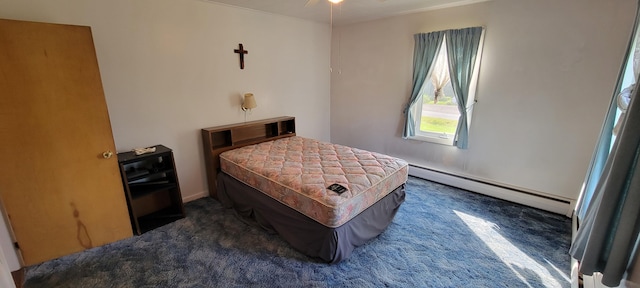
[117,145,185,235]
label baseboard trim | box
[408,164,572,216]
[182,190,208,203]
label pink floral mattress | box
[219,136,408,228]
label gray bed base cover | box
[217,172,406,263]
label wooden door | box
[0,19,132,266]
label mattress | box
[219,136,409,228]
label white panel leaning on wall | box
[0,241,16,288]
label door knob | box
[102,151,113,159]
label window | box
[612,31,640,143]
[403,27,485,148]
[413,40,460,145]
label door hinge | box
[13,242,19,250]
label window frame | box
[407,29,485,146]
[413,94,457,145]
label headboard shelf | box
[201,116,296,198]
[209,130,232,149]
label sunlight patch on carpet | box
[454,210,568,288]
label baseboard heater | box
[408,164,573,216]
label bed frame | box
[201,117,406,263]
[201,116,296,199]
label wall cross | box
[234,43,248,69]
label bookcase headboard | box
[201,116,296,199]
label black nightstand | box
[117,145,185,234]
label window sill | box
[407,134,454,146]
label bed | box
[201,117,408,263]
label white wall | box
[330,0,636,201]
[0,0,331,202]
[0,245,15,288]
[0,199,19,272]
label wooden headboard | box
[201,116,296,199]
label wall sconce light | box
[242,93,257,111]
[242,93,257,122]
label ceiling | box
[201,0,490,26]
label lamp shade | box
[243,93,257,110]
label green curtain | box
[403,32,445,138]
[445,27,483,149]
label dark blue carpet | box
[24,176,571,287]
